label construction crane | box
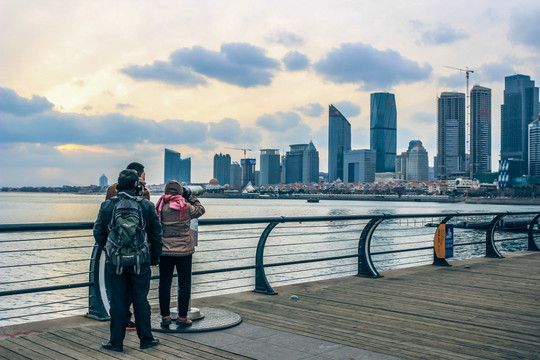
[225,147,252,160]
[443,65,475,178]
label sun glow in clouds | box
[54,144,113,153]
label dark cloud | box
[208,117,262,145]
[121,60,207,87]
[0,109,209,147]
[419,24,469,45]
[294,103,324,117]
[508,8,540,52]
[266,31,304,46]
[282,51,310,71]
[314,42,432,90]
[0,87,54,116]
[256,111,301,132]
[168,43,280,87]
[334,101,361,118]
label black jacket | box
[93,190,163,264]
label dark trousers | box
[106,263,154,348]
[159,255,192,317]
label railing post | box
[528,214,540,251]
[254,221,280,295]
[433,215,454,266]
[486,215,505,258]
[86,245,110,320]
[358,217,384,278]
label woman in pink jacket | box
[155,180,205,327]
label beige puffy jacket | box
[158,181,205,257]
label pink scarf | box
[155,194,187,220]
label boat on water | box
[307,197,319,203]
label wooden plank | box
[0,343,31,360]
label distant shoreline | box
[198,193,540,205]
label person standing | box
[105,162,149,331]
[155,180,205,327]
[94,169,163,352]
[106,162,150,201]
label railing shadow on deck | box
[0,211,539,325]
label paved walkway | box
[1,251,539,359]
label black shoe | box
[140,338,159,349]
[101,342,123,352]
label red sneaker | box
[126,320,136,330]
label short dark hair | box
[126,162,145,177]
[117,169,139,191]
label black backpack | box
[105,195,150,274]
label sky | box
[1,0,539,187]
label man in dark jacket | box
[93,169,163,352]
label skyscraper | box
[230,162,242,188]
[529,116,540,177]
[302,141,319,183]
[328,104,351,182]
[164,148,191,184]
[501,74,539,176]
[406,140,429,181]
[260,149,280,185]
[437,92,466,179]
[99,173,108,187]
[285,144,307,184]
[213,153,231,185]
[370,92,397,172]
[241,158,256,187]
[470,85,492,176]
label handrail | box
[0,211,538,323]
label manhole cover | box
[151,307,242,333]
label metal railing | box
[0,211,538,324]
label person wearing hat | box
[155,180,205,327]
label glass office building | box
[437,92,466,178]
[370,92,397,173]
[470,85,492,175]
[302,141,319,183]
[529,116,540,177]
[328,104,351,182]
[164,148,191,184]
[501,74,539,176]
[260,149,281,185]
[213,153,231,185]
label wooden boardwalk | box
[1,251,539,359]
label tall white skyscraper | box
[406,141,429,181]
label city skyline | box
[1,1,539,187]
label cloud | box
[508,8,540,52]
[121,60,207,87]
[256,111,301,132]
[208,118,262,146]
[265,31,304,46]
[437,72,466,90]
[116,103,134,110]
[418,24,469,45]
[295,103,324,117]
[169,43,280,87]
[314,42,432,90]
[282,51,310,71]
[0,87,54,116]
[0,110,210,145]
[123,41,284,88]
[334,101,361,118]
[477,62,516,83]
[411,112,435,124]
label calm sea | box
[0,192,538,327]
